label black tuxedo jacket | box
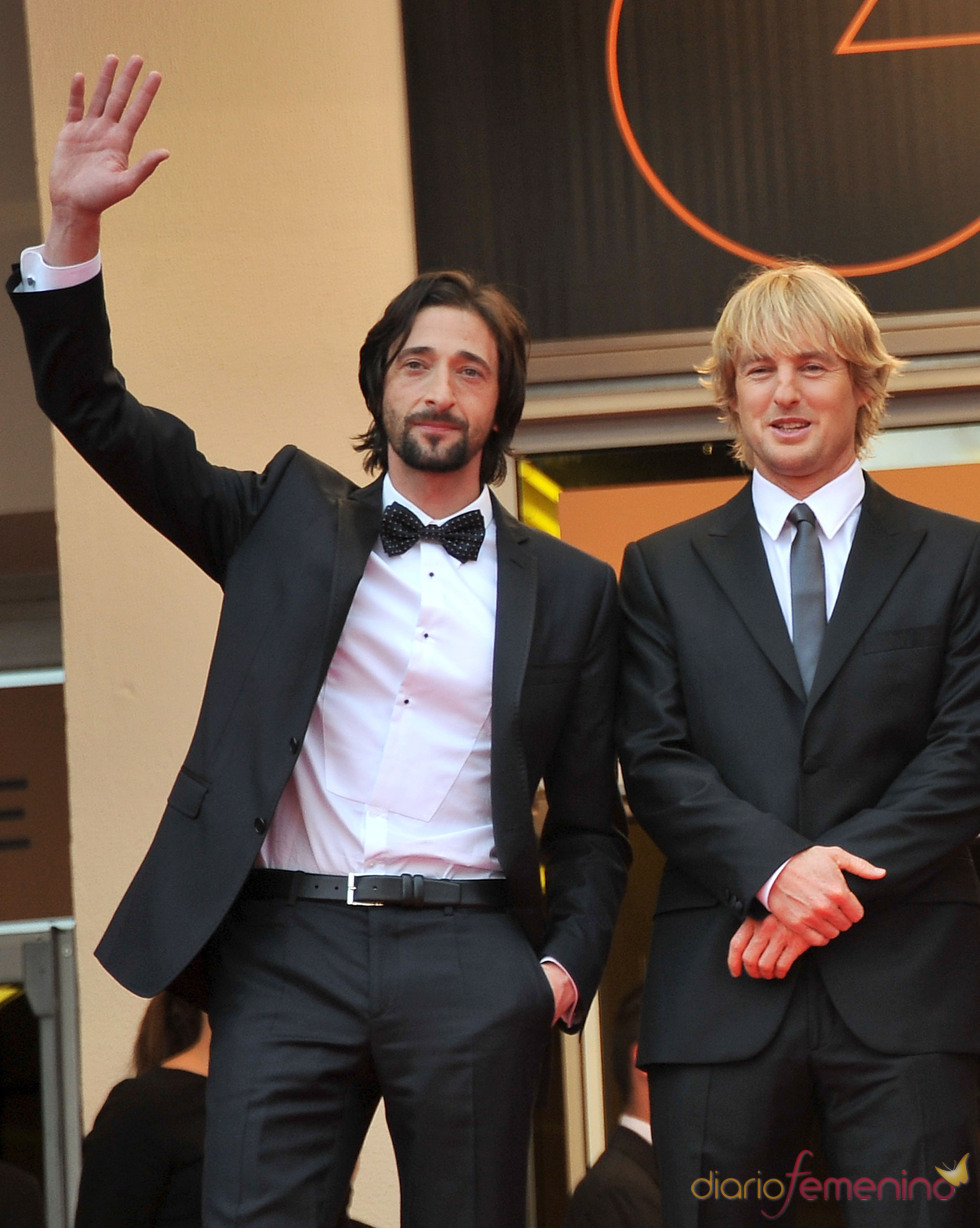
[618,479,980,1065]
[9,270,629,1024]
[564,1124,662,1228]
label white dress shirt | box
[752,461,865,634]
[258,477,501,879]
[619,1113,653,1145]
[752,460,865,904]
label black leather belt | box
[244,868,508,909]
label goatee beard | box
[391,419,472,473]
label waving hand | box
[45,55,168,267]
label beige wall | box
[20,1,414,1220]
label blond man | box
[619,262,980,1226]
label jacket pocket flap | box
[655,870,719,914]
[166,769,209,819]
[863,624,941,654]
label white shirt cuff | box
[757,858,792,910]
[17,245,101,292]
[541,956,579,1026]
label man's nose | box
[424,364,454,408]
[773,366,800,406]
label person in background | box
[74,992,209,1228]
[0,1159,45,1228]
[564,987,661,1228]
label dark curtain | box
[401,0,980,339]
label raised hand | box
[45,55,169,267]
[767,844,886,945]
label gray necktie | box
[788,503,825,693]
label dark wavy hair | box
[356,270,530,486]
[132,991,205,1075]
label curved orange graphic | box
[606,0,980,276]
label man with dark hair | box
[565,987,662,1228]
[355,269,530,487]
[8,57,629,1228]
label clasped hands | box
[727,845,885,981]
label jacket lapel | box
[489,496,546,941]
[490,497,537,832]
[807,475,925,708]
[317,476,384,678]
[692,485,806,700]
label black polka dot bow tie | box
[379,502,486,563]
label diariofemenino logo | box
[691,1149,969,1219]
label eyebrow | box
[397,345,494,372]
[738,348,837,367]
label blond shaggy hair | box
[700,262,903,467]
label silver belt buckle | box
[347,872,382,906]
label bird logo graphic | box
[935,1154,970,1187]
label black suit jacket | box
[564,1125,662,1228]
[9,270,629,1025]
[618,479,980,1064]
[0,1161,45,1228]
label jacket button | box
[289,737,300,754]
[802,757,819,774]
[254,816,267,834]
